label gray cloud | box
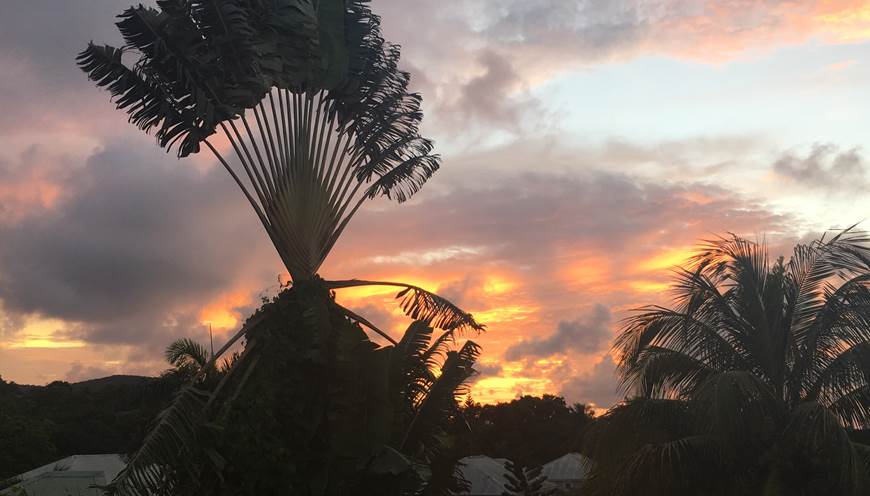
[0,0,805,390]
[481,0,650,57]
[338,165,789,281]
[559,354,622,408]
[774,143,868,191]
[474,362,503,378]
[0,141,279,346]
[0,0,141,135]
[504,304,611,361]
[445,50,543,133]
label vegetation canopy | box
[585,227,870,495]
[78,1,485,495]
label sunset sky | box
[1,0,869,410]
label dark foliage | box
[456,395,594,467]
[0,375,173,480]
[585,228,870,496]
[98,281,478,496]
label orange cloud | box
[813,1,870,42]
[1,316,84,350]
[199,287,256,331]
[636,247,695,273]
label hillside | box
[0,374,173,479]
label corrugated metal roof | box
[17,454,126,483]
[2,454,126,496]
[541,453,592,482]
[456,456,511,495]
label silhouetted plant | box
[78,1,484,495]
[584,227,870,496]
[502,460,556,496]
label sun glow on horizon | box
[2,316,85,349]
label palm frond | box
[622,345,716,399]
[76,43,205,155]
[400,341,480,459]
[778,402,869,493]
[828,384,870,428]
[806,341,870,420]
[616,305,746,397]
[583,397,694,466]
[108,384,210,496]
[325,279,485,333]
[421,330,458,373]
[80,1,441,282]
[109,315,263,495]
[606,227,870,495]
[165,338,211,371]
[391,321,437,409]
[608,435,721,496]
[691,371,781,453]
[790,226,870,349]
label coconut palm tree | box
[77,2,484,494]
[584,227,870,496]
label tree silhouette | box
[501,460,555,496]
[459,395,593,467]
[78,2,484,494]
[584,227,870,495]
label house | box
[0,454,125,496]
[455,455,512,495]
[455,453,592,495]
[541,453,593,492]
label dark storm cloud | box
[774,143,868,191]
[504,304,611,361]
[0,141,279,344]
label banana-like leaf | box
[108,384,210,496]
[400,341,480,459]
[325,279,485,335]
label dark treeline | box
[454,395,594,467]
[0,375,175,479]
[0,374,590,481]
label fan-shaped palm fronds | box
[78,0,440,283]
[592,227,870,494]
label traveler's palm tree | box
[585,228,870,495]
[78,1,483,494]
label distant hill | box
[0,374,174,479]
[70,374,157,391]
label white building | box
[0,454,125,496]
[455,453,592,495]
[455,456,511,496]
[541,453,593,493]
